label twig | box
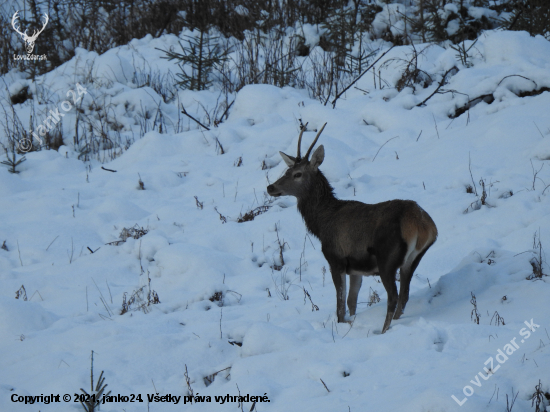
[505,389,519,412]
[29,290,43,301]
[214,207,227,223]
[46,235,59,251]
[330,46,395,108]
[533,122,544,139]
[469,152,478,196]
[416,67,455,107]
[101,166,117,172]
[218,99,235,123]
[432,114,440,139]
[17,240,23,266]
[219,307,223,339]
[184,364,194,398]
[215,137,225,154]
[303,287,319,311]
[92,278,113,317]
[342,316,356,339]
[530,159,544,191]
[106,280,113,304]
[487,384,498,405]
[236,383,244,412]
[320,378,330,392]
[372,136,398,162]
[181,105,210,130]
[497,75,537,89]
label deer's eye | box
[293,172,302,178]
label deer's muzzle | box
[267,184,282,197]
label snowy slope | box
[1,30,549,412]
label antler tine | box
[304,122,327,160]
[296,126,305,160]
[12,11,24,35]
[29,14,48,40]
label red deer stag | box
[267,123,437,333]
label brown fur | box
[401,207,438,251]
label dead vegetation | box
[470,292,480,324]
[271,267,293,301]
[271,223,288,271]
[393,46,433,93]
[214,207,227,223]
[15,285,27,300]
[463,153,500,213]
[490,311,505,326]
[208,290,242,308]
[237,205,271,223]
[203,366,231,387]
[303,287,319,311]
[209,291,224,306]
[194,196,204,209]
[463,177,497,213]
[367,287,380,306]
[137,173,145,190]
[120,273,160,315]
[530,379,550,412]
[527,231,547,280]
[107,225,149,246]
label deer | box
[12,11,49,55]
[267,123,438,333]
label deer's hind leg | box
[378,241,407,333]
[394,244,433,320]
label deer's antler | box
[11,11,26,37]
[28,13,48,41]
[304,123,327,160]
[296,124,306,160]
[11,11,48,41]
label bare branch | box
[330,46,395,109]
[181,105,210,131]
[416,67,456,107]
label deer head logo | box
[12,11,49,55]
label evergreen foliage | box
[160,32,227,91]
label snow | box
[301,24,323,50]
[1,29,550,412]
[468,6,498,21]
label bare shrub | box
[120,274,160,315]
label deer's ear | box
[279,151,296,167]
[310,145,324,170]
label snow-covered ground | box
[1,30,549,411]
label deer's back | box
[324,199,436,260]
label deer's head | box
[12,11,48,55]
[267,123,326,198]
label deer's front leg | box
[330,265,347,322]
[348,275,362,316]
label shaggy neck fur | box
[296,171,341,238]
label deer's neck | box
[297,171,340,238]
